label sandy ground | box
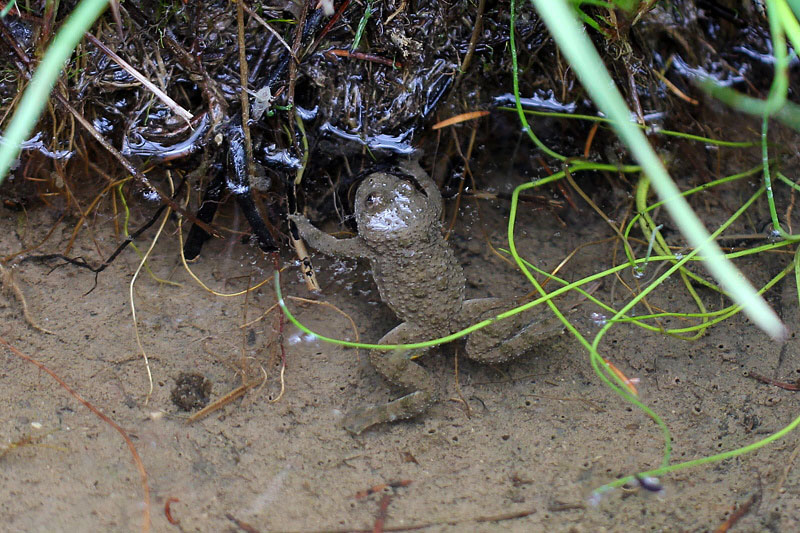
[2,169,800,533]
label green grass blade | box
[528,0,787,340]
[0,0,109,183]
[1,1,16,18]
[351,0,373,52]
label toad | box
[290,159,567,434]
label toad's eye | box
[365,193,381,209]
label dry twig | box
[0,264,55,335]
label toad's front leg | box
[288,214,369,259]
[342,322,437,434]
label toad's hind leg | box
[342,323,437,434]
[459,298,567,364]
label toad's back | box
[368,229,465,335]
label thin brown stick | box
[268,506,537,533]
[324,49,402,68]
[286,296,360,345]
[64,176,130,255]
[240,275,254,384]
[583,121,599,159]
[286,0,309,155]
[626,63,645,125]
[455,0,486,83]
[449,348,471,418]
[354,480,412,500]
[107,0,124,40]
[308,0,351,55]
[786,175,798,235]
[384,0,405,24]
[186,382,256,423]
[290,235,321,291]
[226,513,261,533]
[431,110,489,130]
[0,337,150,532]
[443,126,477,240]
[714,494,757,533]
[0,264,55,335]
[0,430,65,460]
[372,494,391,533]
[652,68,699,105]
[236,0,255,174]
[744,371,800,391]
[562,169,662,321]
[1,211,66,264]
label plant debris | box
[171,372,213,411]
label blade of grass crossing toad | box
[528,0,787,340]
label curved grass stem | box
[529,0,786,341]
[129,196,171,405]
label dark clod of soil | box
[171,372,213,411]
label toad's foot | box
[343,323,438,434]
[343,389,434,434]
